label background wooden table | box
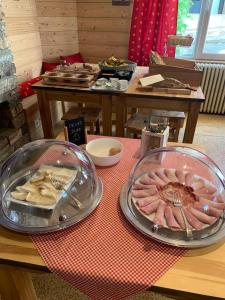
[116,77,205,143]
[32,67,205,144]
[32,82,113,138]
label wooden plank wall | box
[3,0,42,83]
[77,0,133,63]
[37,0,80,117]
[37,0,79,62]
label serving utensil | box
[172,192,193,240]
[48,175,83,209]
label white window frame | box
[183,0,225,61]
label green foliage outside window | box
[176,0,194,55]
[177,0,194,35]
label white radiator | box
[196,63,225,114]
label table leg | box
[0,265,37,300]
[101,95,112,136]
[115,96,126,137]
[36,90,54,138]
[183,102,200,143]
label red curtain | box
[128,0,178,66]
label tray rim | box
[0,177,103,234]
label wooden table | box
[32,67,205,144]
[1,137,225,300]
[116,69,205,143]
[32,81,113,137]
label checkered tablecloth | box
[31,137,187,300]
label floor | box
[1,113,225,300]
[183,114,225,175]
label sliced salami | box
[132,183,157,190]
[171,207,186,230]
[199,197,225,210]
[148,171,166,187]
[153,201,166,226]
[164,206,181,229]
[154,169,171,184]
[135,196,159,207]
[175,170,186,185]
[194,202,223,218]
[132,188,158,198]
[182,207,205,230]
[132,168,223,232]
[187,206,216,224]
[164,169,179,183]
[139,200,160,215]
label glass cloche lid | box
[0,139,103,233]
[120,147,225,248]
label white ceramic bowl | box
[86,138,123,167]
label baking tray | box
[98,70,134,81]
[120,183,225,248]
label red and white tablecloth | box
[32,137,187,300]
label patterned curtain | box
[128,0,178,66]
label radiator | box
[196,63,225,114]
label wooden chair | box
[125,110,185,142]
[61,106,101,134]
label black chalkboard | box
[64,117,86,146]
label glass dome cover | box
[0,139,103,233]
[120,146,225,248]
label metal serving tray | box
[0,165,103,234]
[120,184,225,248]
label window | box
[176,0,225,60]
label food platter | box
[99,56,137,72]
[7,165,78,210]
[0,165,103,233]
[120,146,225,249]
[120,183,225,248]
[0,139,103,234]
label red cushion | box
[42,62,59,72]
[19,76,42,99]
[60,53,84,64]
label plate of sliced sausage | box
[120,168,225,248]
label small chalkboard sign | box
[64,117,86,146]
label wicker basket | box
[168,35,194,47]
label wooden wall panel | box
[38,17,78,32]
[78,17,130,33]
[37,1,79,62]
[77,3,130,18]
[40,31,78,46]
[9,32,41,53]
[5,17,39,36]
[42,44,79,61]
[3,0,42,83]
[36,2,77,17]
[37,0,79,120]
[3,0,37,17]
[79,31,128,47]
[77,0,133,63]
